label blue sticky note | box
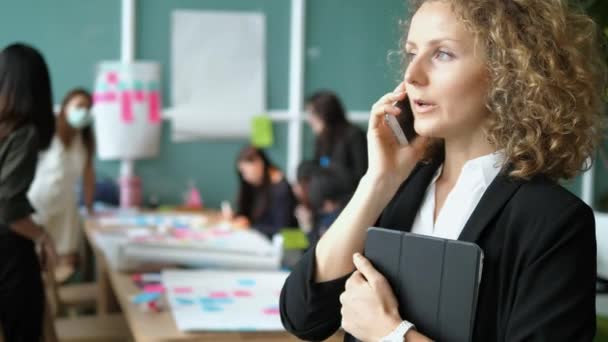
[201,305,223,312]
[199,297,234,305]
[214,297,234,304]
[134,216,148,226]
[199,297,215,305]
[175,297,195,306]
[132,292,160,304]
[238,279,256,286]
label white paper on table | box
[167,10,266,141]
[162,269,288,331]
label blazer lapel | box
[458,171,524,243]
[387,159,443,232]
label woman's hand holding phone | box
[366,82,427,188]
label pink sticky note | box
[134,90,145,102]
[93,92,104,103]
[172,229,192,240]
[104,92,117,101]
[93,92,117,104]
[120,91,133,123]
[233,290,252,297]
[148,91,161,124]
[143,284,165,293]
[191,232,206,240]
[107,72,119,85]
[173,287,193,294]
[209,291,229,298]
[210,230,232,237]
[263,308,280,315]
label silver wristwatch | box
[379,320,415,342]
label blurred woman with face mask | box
[28,88,96,280]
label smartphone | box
[384,95,417,145]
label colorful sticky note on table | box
[143,284,165,293]
[251,115,273,148]
[173,287,193,294]
[237,279,256,287]
[132,292,161,304]
[233,290,252,297]
[175,297,196,306]
[262,307,280,315]
[209,291,229,298]
[280,228,309,250]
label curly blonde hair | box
[405,0,607,180]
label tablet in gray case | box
[363,227,483,342]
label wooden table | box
[84,215,344,342]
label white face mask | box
[66,107,92,129]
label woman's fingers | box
[370,91,407,129]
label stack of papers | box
[92,213,282,271]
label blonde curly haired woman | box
[280,0,606,341]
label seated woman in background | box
[306,90,367,190]
[231,145,297,238]
[28,88,96,279]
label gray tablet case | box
[363,227,484,342]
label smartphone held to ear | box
[385,96,417,145]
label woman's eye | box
[435,50,453,61]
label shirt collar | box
[430,150,504,188]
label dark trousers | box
[0,231,44,342]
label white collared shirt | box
[411,151,504,240]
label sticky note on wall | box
[251,115,273,148]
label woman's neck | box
[440,134,496,184]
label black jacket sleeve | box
[346,127,367,185]
[505,201,597,341]
[0,126,38,231]
[280,245,351,341]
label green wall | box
[1,0,600,208]
[0,0,121,104]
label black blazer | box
[280,157,597,341]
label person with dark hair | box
[306,90,367,189]
[28,88,96,278]
[0,42,57,341]
[230,145,298,238]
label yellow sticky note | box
[251,115,273,148]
